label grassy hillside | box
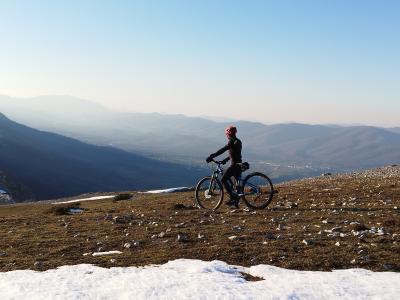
[0,166,399,272]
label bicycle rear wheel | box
[195,176,224,210]
[242,172,274,209]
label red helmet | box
[225,125,237,137]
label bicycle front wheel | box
[242,172,274,209]
[195,177,224,210]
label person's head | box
[225,125,237,138]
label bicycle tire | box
[242,172,274,209]
[195,176,224,210]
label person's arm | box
[210,140,233,159]
[221,157,230,164]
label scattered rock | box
[177,233,189,243]
[265,232,276,240]
[133,240,142,247]
[331,226,342,232]
[383,263,397,271]
[302,239,314,246]
[233,226,242,232]
[175,222,186,228]
[277,224,287,231]
[34,261,44,269]
[113,215,133,224]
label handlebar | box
[209,158,224,165]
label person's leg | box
[221,165,236,199]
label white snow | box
[1,259,399,300]
[92,251,122,257]
[0,189,7,194]
[140,187,192,194]
[54,195,115,204]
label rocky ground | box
[0,166,399,272]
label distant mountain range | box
[0,113,203,201]
[1,95,399,182]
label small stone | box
[124,243,132,249]
[0,252,6,257]
[233,226,242,232]
[383,263,396,271]
[198,233,205,239]
[175,222,186,228]
[228,236,239,241]
[104,213,113,221]
[113,215,133,224]
[302,239,314,246]
[34,261,44,269]
[133,240,142,247]
[265,232,276,240]
[335,242,340,246]
[158,232,166,238]
[177,233,189,243]
[277,224,286,231]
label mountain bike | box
[194,159,274,210]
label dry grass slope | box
[0,166,399,272]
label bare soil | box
[1,166,399,272]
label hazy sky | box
[1,0,399,126]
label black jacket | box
[211,136,242,165]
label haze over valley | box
[1,95,399,202]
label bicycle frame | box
[207,162,223,193]
[208,160,259,198]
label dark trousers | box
[221,164,242,198]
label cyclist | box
[206,125,242,208]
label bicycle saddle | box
[237,162,250,171]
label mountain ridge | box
[1,95,399,175]
[0,113,204,201]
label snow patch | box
[0,259,399,300]
[140,187,192,194]
[92,251,122,257]
[54,195,115,204]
